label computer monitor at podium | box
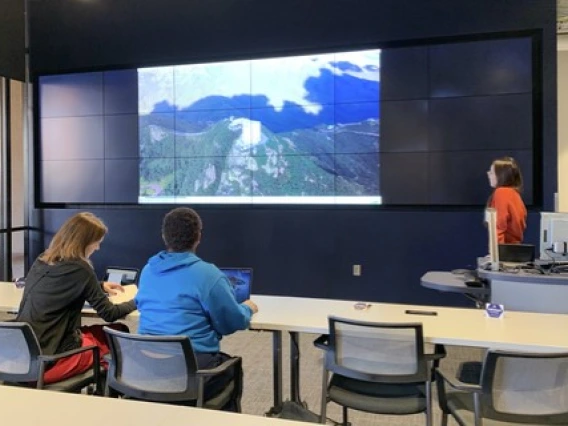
[540,212,568,262]
[485,208,500,270]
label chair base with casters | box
[103,327,243,411]
[0,322,102,394]
[315,318,446,426]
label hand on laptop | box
[243,299,258,314]
[103,281,124,296]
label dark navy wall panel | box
[40,161,105,203]
[380,47,429,101]
[0,0,25,81]
[428,149,533,205]
[29,0,554,76]
[35,208,487,307]
[35,207,542,306]
[380,101,429,152]
[379,153,429,205]
[104,160,139,203]
[429,38,533,98]
[40,117,105,160]
[104,115,139,159]
[39,73,104,117]
[103,70,138,115]
[28,0,557,306]
[428,95,533,152]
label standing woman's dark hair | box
[486,157,527,244]
[491,157,523,192]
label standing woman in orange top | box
[487,157,527,244]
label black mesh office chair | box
[314,316,445,426]
[103,326,242,410]
[436,350,568,425]
[0,322,101,392]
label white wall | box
[10,80,23,228]
[559,43,568,212]
[10,80,24,277]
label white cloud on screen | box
[138,49,380,115]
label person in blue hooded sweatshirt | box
[136,207,258,412]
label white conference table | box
[249,294,568,411]
[0,385,308,426]
[0,281,136,315]
[0,280,23,313]
[4,283,568,411]
[250,294,568,351]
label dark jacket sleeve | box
[84,274,136,322]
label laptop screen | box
[498,244,535,264]
[103,267,139,285]
[219,268,253,304]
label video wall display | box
[38,35,535,206]
[138,50,381,205]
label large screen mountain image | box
[138,49,381,204]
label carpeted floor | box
[221,330,484,425]
[1,311,484,425]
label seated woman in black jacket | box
[16,212,136,384]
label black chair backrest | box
[327,316,428,384]
[480,350,568,423]
[104,327,201,402]
[0,322,42,382]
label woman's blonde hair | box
[40,212,107,264]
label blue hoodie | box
[136,251,253,353]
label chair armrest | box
[436,367,482,415]
[425,344,447,364]
[433,343,447,358]
[196,356,241,378]
[313,334,329,350]
[435,368,482,393]
[38,345,99,363]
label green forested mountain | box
[139,115,379,198]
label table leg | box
[290,331,300,403]
[266,330,320,421]
[272,330,283,409]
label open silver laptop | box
[219,267,253,304]
[103,266,140,285]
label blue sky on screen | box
[138,49,380,116]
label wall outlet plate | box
[353,264,362,276]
